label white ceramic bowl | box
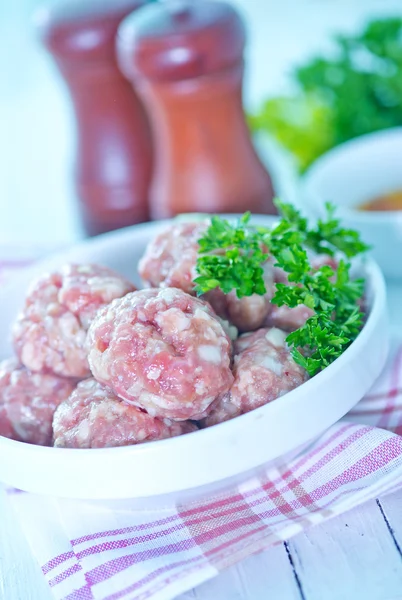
[302,128,402,280]
[0,217,389,502]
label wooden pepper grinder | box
[37,0,153,236]
[116,0,276,219]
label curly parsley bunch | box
[194,200,369,376]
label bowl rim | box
[302,127,402,223]
[0,217,387,459]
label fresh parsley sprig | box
[269,199,370,258]
[194,213,269,298]
[271,258,365,376]
[194,201,369,376]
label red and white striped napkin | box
[3,251,402,600]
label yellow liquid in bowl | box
[358,190,402,212]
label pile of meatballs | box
[0,220,311,449]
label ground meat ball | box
[233,326,288,354]
[205,288,272,333]
[266,264,311,331]
[202,327,308,427]
[311,255,338,271]
[225,290,272,332]
[0,399,15,440]
[264,304,315,332]
[53,378,197,448]
[87,288,234,420]
[0,358,75,445]
[138,221,209,294]
[265,255,338,332]
[205,262,275,333]
[12,264,135,378]
[139,221,275,333]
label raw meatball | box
[139,221,275,333]
[264,304,314,332]
[87,288,234,420]
[13,264,135,378]
[311,255,338,271]
[53,378,197,448]
[203,327,308,427]
[139,221,208,294]
[265,255,337,332]
[0,358,75,445]
[205,262,275,333]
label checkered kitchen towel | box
[4,251,402,600]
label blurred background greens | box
[249,17,402,172]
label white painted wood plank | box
[288,498,402,600]
[234,545,303,600]
[377,488,402,555]
[3,493,401,600]
[179,543,302,600]
[0,488,52,600]
[177,590,196,599]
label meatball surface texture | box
[13,263,135,378]
[53,378,196,448]
[87,288,234,420]
[203,327,308,426]
[264,304,315,332]
[0,358,75,445]
[138,221,208,294]
[205,261,275,333]
[266,255,338,332]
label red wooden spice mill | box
[37,0,153,236]
[117,0,276,219]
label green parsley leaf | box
[193,214,268,299]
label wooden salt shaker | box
[37,0,153,236]
[116,0,276,219]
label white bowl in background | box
[0,217,389,502]
[302,128,402,280]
